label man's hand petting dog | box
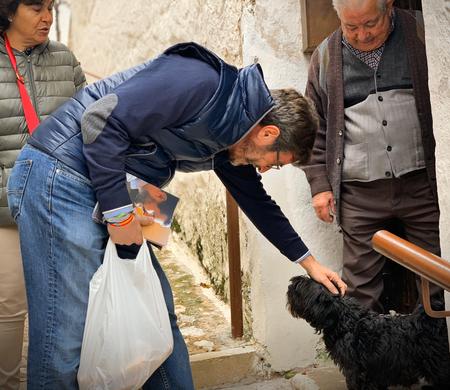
[300,255,347,296]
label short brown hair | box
[259,89,319,166]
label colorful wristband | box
[109,213,134,227]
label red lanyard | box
[4,33,40,133]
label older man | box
[303,0,441,312]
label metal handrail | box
[372,230,450,318]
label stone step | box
[191,346,258,389]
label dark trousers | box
[340,169,441,313]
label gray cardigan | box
[0,37,86,224]
[303,8,437,222]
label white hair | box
[332,0,387,17]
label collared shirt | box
[342,10,396,70]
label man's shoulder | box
[395,7,425,45]
[395,6,421,20]
[143,52,220,93]
[312,29,341,63]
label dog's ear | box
[287,276,311,318]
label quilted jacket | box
[0,36,86,224]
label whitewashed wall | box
[70,0,246,321]
[69,0,450,372]
[422,1,450,339]
[239,0,343,370]
[69,0,243,76]
[49,1,71,44]
[69,0,343,372]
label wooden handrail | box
[372,230,450,318]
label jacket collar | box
[0,34,49,56]
[164,42,274,149]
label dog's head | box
[287,275,341,331]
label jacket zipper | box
[25,52,39,119]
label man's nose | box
[42,9,53,23]
[358,29,371,42]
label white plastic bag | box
[78,239,174,390]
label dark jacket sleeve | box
[214,161,309,262]
[302,46,332,197]
[82,54,219,212]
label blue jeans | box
[7,145,194,390]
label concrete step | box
[191,348,348,390]
[191,346,259,389]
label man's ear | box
[254,125,280,146]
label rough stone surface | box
[66,0,450,373]
[71,0,251,339]
[423,1,450,253]
[239,0,343,371]
[167,173,232,299]
[290,373,319,390]
[70,0,243,76]
[422,0,450,340]
[193,340,215,353]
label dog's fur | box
[287,276,450,390]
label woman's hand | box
[300,255,347,295]
[107,212,154,245]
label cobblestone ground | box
[158,243,248,355]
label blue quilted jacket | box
[29,42,309,262]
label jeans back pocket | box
[6,160,33,221]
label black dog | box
[287,275,450,390]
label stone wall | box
[168,173,229,299]
[423,1,450,266]
[69,0,342,371]
[70,1,244,300]
[422,0,450,335]
[70,0,243,75]
[70,0,257,332]
[69,0,450,371]
[238,0,343,370]
[169,172,257,337]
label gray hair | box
[259,89,319,166]
[332,0,387,17]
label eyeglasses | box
[270,149,281,170]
